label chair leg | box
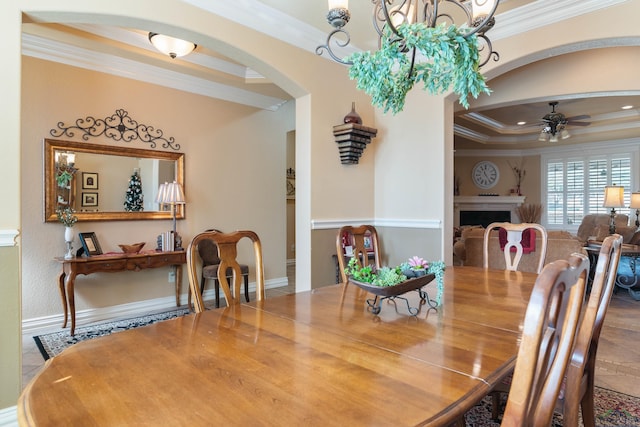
[244,273,250,302]
[214,279,220,308]
[580,378,596,427]
[490,391,502,421]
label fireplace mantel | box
[454,196,527,227]
[455,196,526,206]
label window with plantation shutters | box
[543,150,635,228]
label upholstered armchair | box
[576,214,637,244]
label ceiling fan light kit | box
[538,101,590,143]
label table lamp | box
[603,185,625,234]
[630,192,640,227]
[155,181,185,250]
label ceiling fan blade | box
[522,122,545,128]
[565,114,590,121]
[568,121,591,126]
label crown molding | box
[489,0,630,40]
[455,137,640,158]
[182,0,359,57]
[21,33,288,111]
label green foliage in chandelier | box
[346,23,491,114]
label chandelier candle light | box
[317,0,500,113]
[603,185,625,235]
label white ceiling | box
[21,0,639,149]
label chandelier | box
[316,0,500,74]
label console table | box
[55,251,186,336]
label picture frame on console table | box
[79,232,103,256]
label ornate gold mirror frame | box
[44,139,185,222]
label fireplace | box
[460,210,510,227]
[454,196,526,227]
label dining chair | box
[187,230,265,313]
[483,222,548,274]
[196,228,250,308]
[489,235,622,424]
[500,252,588,427]
[335,225,381,288]
[556,233,622,427]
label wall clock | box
[472,161,500,189]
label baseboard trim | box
[22,276,289,336]
[0,406,17,427]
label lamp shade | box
[630,192,640,209]
[162,181,185,204]
[155,182,168,204]
[148,33,196,59]
[603,185,625,208]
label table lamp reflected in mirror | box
[155,181,185,251]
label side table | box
[585,241,640,300]
[55,250,187,335]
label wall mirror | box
[44,139,185,222]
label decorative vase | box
[64,226,74,259]
[343,102,362,125]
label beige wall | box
[455,155,541,203]
[454,45,640,209]
[3,0,640,411]
[286,130,296,261]
[0,0,22,409]
[21,56,293,319]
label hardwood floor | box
[593,289,640,397]
[21,266,640,400]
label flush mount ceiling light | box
[148,32,196,59]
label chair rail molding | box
[311,219,440,230]
[0,229,19,247]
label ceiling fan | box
[538,101,591,142]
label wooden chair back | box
[483,222,548,273]
[194,228,250,308]
[335,225,381,285]
[187,230,265,313]
[501,253,588,427]
[559,234,622,427]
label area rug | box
[33,308,191,360]
[464,386,640,426]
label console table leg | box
[174,265,182,306]
[58,270,68,328]
[65,271,77,336]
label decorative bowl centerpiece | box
[118,242,145,254]
[344,256,445,315]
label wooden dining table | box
[18,266,537,426]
